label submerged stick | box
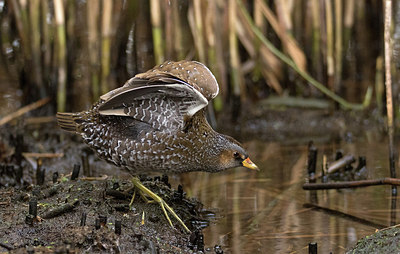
[303,203,387,228]
[315,155,356,178]
[307,142,317,177]
[0,97,50,126]
[309,242,317,254]
[303,178,400,190]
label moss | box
[347,228,400,253]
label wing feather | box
[98,77,208,132]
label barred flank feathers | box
[56,112,81,132]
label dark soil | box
[0,174,212,253]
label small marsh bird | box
[56,60,258,232]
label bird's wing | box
[98,76,208,132]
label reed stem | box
[193,0,205,63]
[229,0,242,98]
[311,0,322,80]
[87,0,100,101]
[325,0,334,90]
[29,0,44,96]
[375,56,384,113]
[101,0,113,94]
[150,0,164,64]
[384,0,396,179]
[334,0,343,93]
[54,0,67,112]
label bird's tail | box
[56,112,83,133]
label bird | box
[56,60,258,232]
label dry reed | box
[0,1,384,114]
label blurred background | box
[0,0,391,118]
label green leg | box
[130,177,191,233]
[129,188,136,208]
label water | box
[182,137,395,253]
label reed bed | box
[0,0,385,114]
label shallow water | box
[181,137,396,253]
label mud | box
[0,174,214,253]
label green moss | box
[347,228,400,253]
[38,202,51,208]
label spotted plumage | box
[56,60,258,175]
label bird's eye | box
[233,151,240,159]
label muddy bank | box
[0,175,213,253]
[346,227,400,253]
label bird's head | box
[205,134,259,172]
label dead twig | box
[0,97,50,126]
[25,116,56,125]
[80,175,108,181]
[106,189,131,200]
[42,201,78,219]
[303,178,400,190]
[0,242,14,251]
[22,152,64,158]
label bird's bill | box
[242,157,259,171]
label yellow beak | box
[242,157,259,171]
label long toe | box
[131,177,191,233]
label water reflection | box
[181,138,394,253]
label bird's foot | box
[130,177,191,233]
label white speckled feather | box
[99,83,208,132]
